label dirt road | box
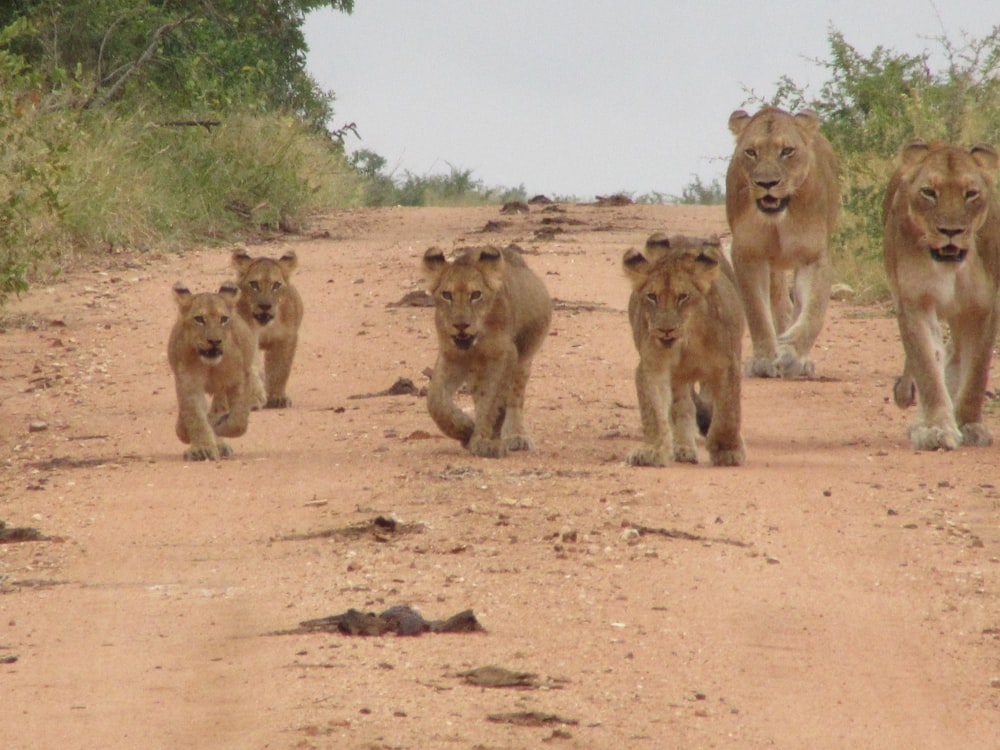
[1,203,998,749]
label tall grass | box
[1,99,361,299]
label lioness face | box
[729,108,819,215]
[173,283,241,365]
[624,240,722,350]
[423,247,504,352]
[232,251,297,326]
[901,143,999,263]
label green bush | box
[766,26,1000,302]
[351,155,526,207]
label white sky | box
[304,1,995,199]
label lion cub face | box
[423,246,505,352]
[231,250,298,327]
[624,234,722,351]
[172,282,241,365]
[896,140,999,263]
[728,107,820,215]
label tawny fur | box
[623,234,746,467]
[167,282,256,461]
[231,249,304,409]
[726,106,840,378]
[883,139,1000,450]
[422,244,552,458]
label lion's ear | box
[231,248,252,273]
[693,247,722,290]
[794,109,821,134]
[277,250,298,277]
[642,232,671,262]
[970,143,1000,178]
[728,110,751,137]
[422,246,448,289]
[218,282,241,305]
[173,281,193,310]
[900,139,930,166]
[476,246,505,290]
[622,248,653,288]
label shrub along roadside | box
[0,99,361,302]
[767,26,1000,303]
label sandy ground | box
[1,203,998,750]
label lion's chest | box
[897,251,995,318]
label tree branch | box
[85,17,197,109]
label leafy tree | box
[1,1,354,130]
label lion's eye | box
[965,189,980,202]
[272,281,282,291]
[249,281,260,291]
[220,315,229,325]
[441,291,453,302]
[919,187,937,202]
[194,315,206,325]
[470,290,482,301]
[645,292,657,304]
[780,146,795,158]
[744,148,757,160]
[676,293,690,306]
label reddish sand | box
[1,203,998,749]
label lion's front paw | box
[673,445,698,464]
[504,435,535,452]
[960,422,993,447]
[744,357,780,378]
[217,440,233,458]
[184,445,220,461]
[626,445,672,467]
[776,350,815,379]
[467,436,508,458]
[907,422,962,451]
[265,396,292,409]
[709,446,746,467]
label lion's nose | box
[257,302,272,311]
[754,178,780,190]
[453,322,469,332]
[938,227,964,238]
[208,338,222,347]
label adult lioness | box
[623,233,746,467]
[726,106,840,378]
[422,245,552,458]
[883,139,1000,450]
[231,249,304,408]
[167,282,256,461]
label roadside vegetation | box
[764,26,1000,302]
[2,5,999,306]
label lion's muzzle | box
[451,333,476,350]
[756,195,789,214]
[253,306,274,325]
[929,244,969,263]
[197,343,224,363]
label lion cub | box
[726,107,840,378]
[883,140,1000,450]
[422,245,552,458]
[167,282,256,461]
[231,249,304,408]
[623,234,746,467]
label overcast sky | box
[304,1,994,199]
